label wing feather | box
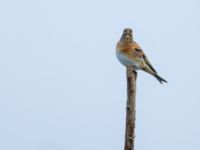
[143,55,157,73]
[131,41,157,73]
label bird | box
[116,28,167,84]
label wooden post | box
[124,67,137,150]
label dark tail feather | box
[154,74,167,84]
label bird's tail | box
[141,66,167,84]
[154,74,167,84]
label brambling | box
[116,28,167,84]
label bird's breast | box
[116,49,141,68]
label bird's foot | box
[132,70,137,79]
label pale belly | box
[116,51,141,69]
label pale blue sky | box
[0,0,200,150]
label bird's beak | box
[125,35,130,41]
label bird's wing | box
[143,55,157,73]
[130,41,144,57]
[131,42,157,73]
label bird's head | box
[121,28,133,42]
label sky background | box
[0,0,200,150]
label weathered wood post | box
[124,67,137,150]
